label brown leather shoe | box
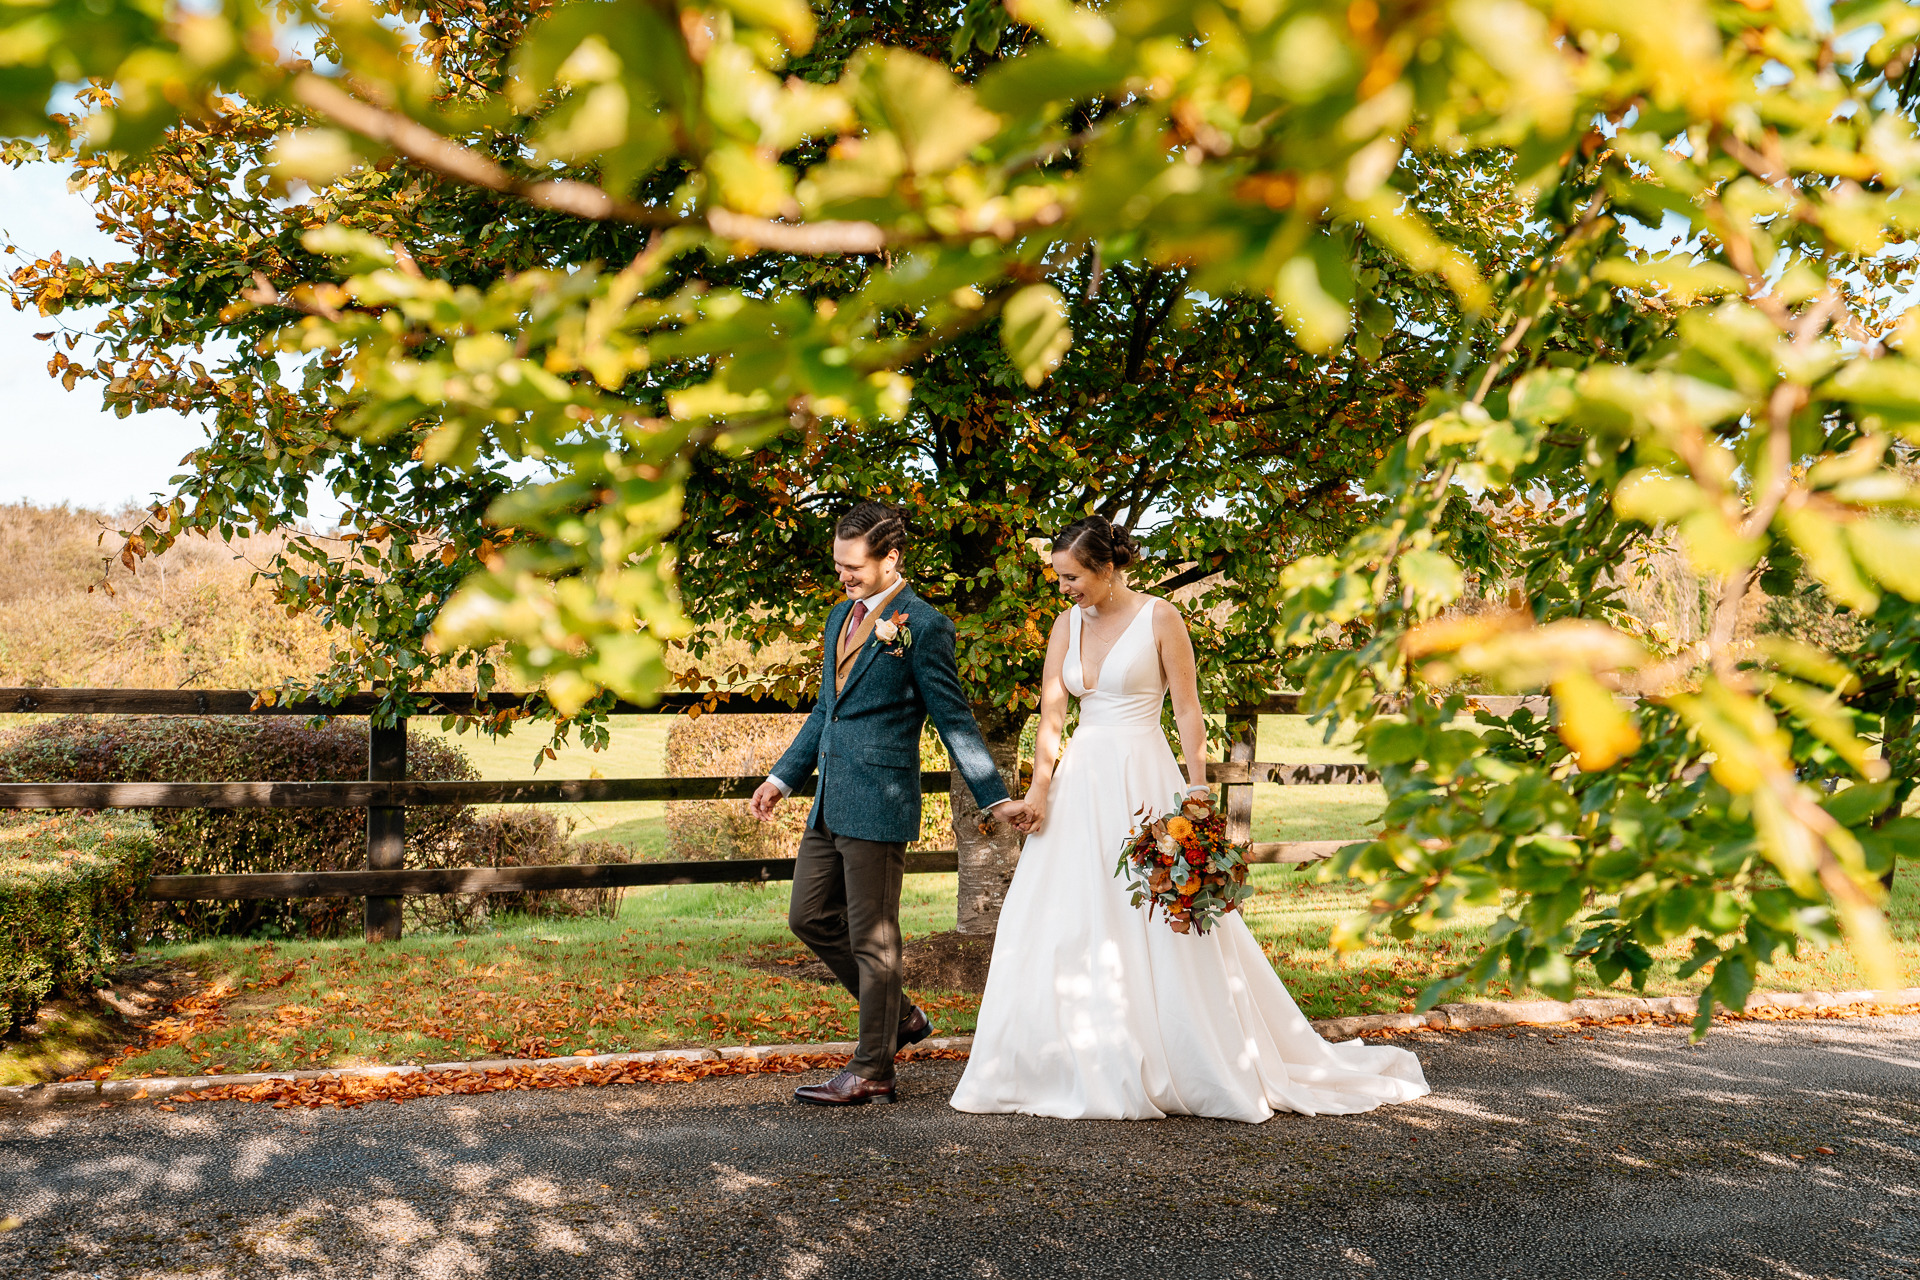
[897,1004,934,1049]
[793,1070,897,1106]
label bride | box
[949,516,1430,1122]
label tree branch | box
[292,74,890,255]
[1152,560,1219,594]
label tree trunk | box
[953,704,1027,937]
[1879,703,1914,893]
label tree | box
[9,0,1549,934]
[675,153,1546,933]
[6,0,1920,1013]
[1276,22,1920,1025]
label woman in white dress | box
[949,516,1430,1123]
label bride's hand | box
[1018,789,1048,833]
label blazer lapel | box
[836,600,882,687]
[822,599,850,711]
[836,585,911,704]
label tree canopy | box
[8,0,1920,1007]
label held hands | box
[992,798,1033,834]
[749,779,785,822]
[1006,790,1046,834]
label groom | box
[750,500,1029,1106]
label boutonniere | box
[873,610,912,651]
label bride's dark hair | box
[1053,515,1138,572]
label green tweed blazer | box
[770,584,1010,843]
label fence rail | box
[138,838,1346,902]
[0,687,1384,940]
[0,687,1329,718]
[0,761,1375,811]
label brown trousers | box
[789,820,907,1080]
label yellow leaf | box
[1783,508,1878,613]
[1550,668,1639,770]
[1402,609,1530,659]
[1846,518,1920,600]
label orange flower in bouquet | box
[1114,792,1252,935]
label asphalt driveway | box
[1,1015,1915,1279]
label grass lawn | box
[1248,716,1377,844]
[49,711,1910,1082]
[421,715,672,856]
[92,863,1919,1080]
[103,877,959,1079]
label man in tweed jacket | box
[750,501,1028,1106]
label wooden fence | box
[0,687,1379,942]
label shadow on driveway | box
[1,1015,1915,1279]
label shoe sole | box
[794,1092,897,1106]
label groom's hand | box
[749,780,785,822]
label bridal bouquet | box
[1114,794,1253,935]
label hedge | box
[0,811,154,1031]
[0,717,639,940]
[0,716,481,940]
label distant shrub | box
[664,713,953,859]
[0,717,476,940]
[0,812,154,1031]
[406,808,633,930]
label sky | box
[0,162,221,516]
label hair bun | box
[1052,514,1137,572]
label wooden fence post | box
[1224,713,1256,847]
[365,719,406,942]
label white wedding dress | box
[949,598,1430,1122]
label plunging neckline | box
[1075,598,1153,693]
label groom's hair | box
[835,501,908,559]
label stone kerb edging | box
[7,988,1920,1112]
[0,1038,906,1112]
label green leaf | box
[1709,953,1754,1013]
[1000,285,1072,388]
[1594,256,1745,305]
[1613,470,1700,524]
[1675,934,1720,979]
[1822,780,1894,828]
[1273,237,1353,355]
[976,49,1122,113]
[301,225,396,272]
[1398,549,1463,605]
[1657,889,1705,942]
[850,47,1000,174]
[1365,720,1427,765]
[712,0,817,52]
